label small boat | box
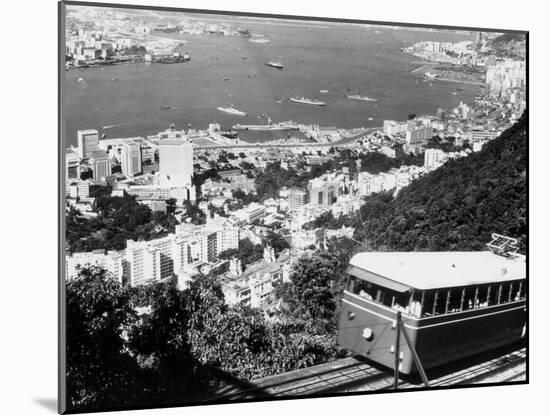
[347,94,378,102]
[77,77,84,82]
[320,89,329,94]
[265,61,283,69]
[249,37,270,44]
[111,78,119,82]
[223,77,230,81]
[368,117,373,121]
[161,106,172,110]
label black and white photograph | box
[57,1,528,413]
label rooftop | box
[349,251,526,290]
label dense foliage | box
[66,265,345,411]
[66,193,178,253]
[351,112,527,252]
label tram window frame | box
[410,289,424,317]
[488,283,500,306]
[447,288,463,313]
[421,290,436,317]
[434,290,447,315]
[508,281,515,302]
[463,287,477,310]
[476,285,489,308]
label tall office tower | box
[89,150,112,181]
[288,188,308,211]
[159,139,194,187]
[121,142,142,178]
[77,129,99,159]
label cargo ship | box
[265,61,283,69]
[346,94,378,102]
[217,106,247,116]
[290,96,326,106]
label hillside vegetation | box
[352,112,527,253]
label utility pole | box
[393,311,402,389]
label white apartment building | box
[158,139,193,188]
[77,129,99,159]
[121,142,142,178]
[424,148,446,169]
[66,250,125,284]
[126,219,239,286]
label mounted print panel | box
[59,1,528,413]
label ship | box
[346,94,378,102]
[265,61,283,69]
[233,121,299,131]
[249,37,270,44]
[221,130,239,139]
[217,106,247,116]
[290,96,326,106]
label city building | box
[66,250,125,284]
[77,129,100,159]
[383,120,408,136]
[424,148,446,169]
[66,149,80,179]
[89,150,112,181]
[406,125,433,145]
[221,248,291,308]
[121,142,142,178]
[288,188,308,212]
[158,139,193,187]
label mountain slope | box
[353,112,527,253]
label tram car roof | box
[348,251,526,291]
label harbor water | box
[63,18,478,146]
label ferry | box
[217,106,247,116]
[265,61,283,69]
[346,94,378,102]
[290,96,326,106]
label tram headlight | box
[362,327,374,341]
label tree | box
[279,251,340,323]
[263,230,290,253]
[128,281,196,400]
[66,266,140,410]
[165,198,177,214]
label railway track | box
[203,347,526,402]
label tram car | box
[337,235,526,375]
